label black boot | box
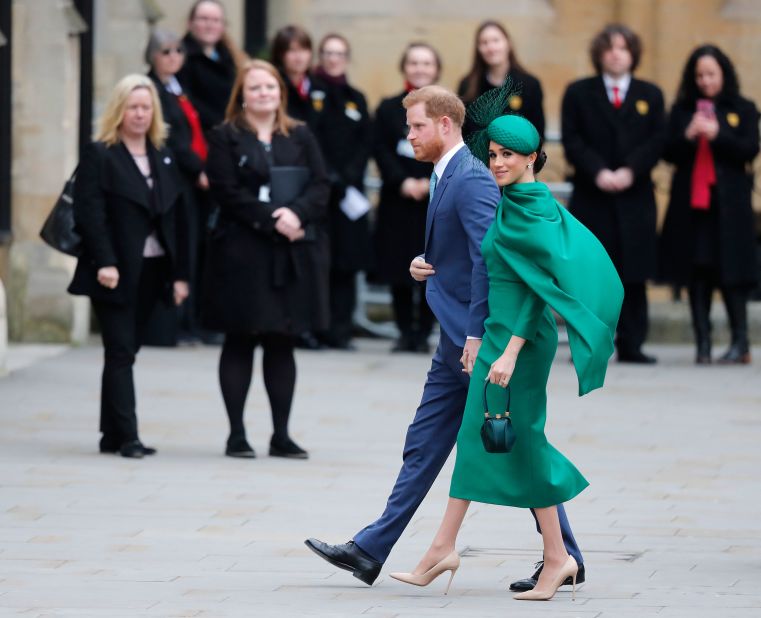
[718,287,751,364]
[688,278,713,364]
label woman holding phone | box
[660,45,760,364]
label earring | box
[241,102,246,109]
[527,163,533,169]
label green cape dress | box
[449,181,624,508]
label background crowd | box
[68,0,760,458]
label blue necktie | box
[429,171,438,203]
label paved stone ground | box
[0,339,759,617]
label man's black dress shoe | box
[102,438,156,456]
[509,560,586,592]
[617,350,657,364]
[304,538,382,585]
[119,440,157,458]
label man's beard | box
[415,134,445,162]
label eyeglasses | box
[321,50,348,58]
[160,47,185,56]
[193,15,224,24]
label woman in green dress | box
[390,111,623,601]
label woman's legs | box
[688,265,714,362]
[260,334,297,443]
[412,497,470,574]
[533,506,572,590]
[219,333,257,443]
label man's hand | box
[460,338,481,375]
[410,256,435,281]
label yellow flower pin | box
[346,102,358,111]
[727,112,740,127]
[636,100,649,115]
[508,95,523,111]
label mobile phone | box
[696,99,715,117]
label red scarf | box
[690,136,716,210]
[294,76,310,100]
[176,94,208,162]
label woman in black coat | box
[457,21,545,139]
[561,24,666,364]
[177,0,241,132]
[660,45,760,364]
[203,59,330,459]
[374,42,441,353]
[68,75,189,458]
[310,33,373,349]
[145,28,209,345]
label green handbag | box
[480,381,516,453]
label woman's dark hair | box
[270,25,313,71]
[533,148,547,175]
[675,44,740,105]
[398,41,442,76]
[461,21,526,103]
[589,24,642,75]
[318,33,350,58]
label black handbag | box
[480,381,516,453]
[40,167,83,257]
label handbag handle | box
[482,380,511,418]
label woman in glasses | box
[145,28,209,345]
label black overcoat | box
[659,96,760,287]
[373,91,433,285]
[148,71,204,185]
[177,34,236,131]
[561,75,666,283]
[202,122,330,334]
[458,70,545,139]
[311,78,373,271]
[282,70,328,131]
[68,141,189,304]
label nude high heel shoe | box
[389,551,460,595]
[513,555,578,601]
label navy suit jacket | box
[424,146,499,347]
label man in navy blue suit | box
[306,86,584,592]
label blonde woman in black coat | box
[68,74,189,458]
[660,45,760,364]
[204,59,330,459]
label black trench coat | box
[311,77,373,272]
[561,75,666,283]
[373,91,433,285]
[659,96,760,287]
[202,122,330,334]
[68,141,189,304]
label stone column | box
[8,0,89,343]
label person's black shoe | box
[99,435,120,453]
[108,439,155,456]
[295,332,328,350]
[119,440,145,459]
[509,560,586,592]
[304,538,382,585]
[225,437,256,458]
[717,344,751,365]
[391,334,412,353]
[269,437,309,459]
[617,350,657,364]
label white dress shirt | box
[433,141,466,181]
[602,73,631,105]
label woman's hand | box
[272,207,303,241]
[196,171,210,190]
[486,352,517,387]
[97,266,120,289]
[173,280,189,306]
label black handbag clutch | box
[40,167,83,257]
[480,381,516,453]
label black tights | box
[219,333,296,443]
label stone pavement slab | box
[0,340,759,617]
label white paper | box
[339,186,371,221]
[258,184,271,203]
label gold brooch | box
[508,95,523,111]
[636,100,649,115]
[727,112,740,127]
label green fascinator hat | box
[486,115,540,156]
[465,77,541,164]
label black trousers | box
[616,282,649,355]
[391,284,434,338]
[92,257,169,443]
[327,269,357,345]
